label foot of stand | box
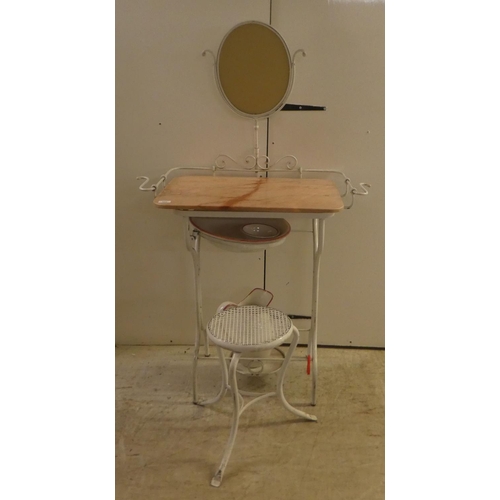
[211,472,222,488]
[211,353,241,487]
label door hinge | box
[281,104,326,111]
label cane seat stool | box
[202,305,317,487]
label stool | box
[202,305,317,487]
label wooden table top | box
[154,176,344,214]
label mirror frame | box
[215,21,294,119]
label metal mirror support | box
[199,21,302,170]
[216,21,293,118]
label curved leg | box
[198,345,228,406]
[211,352,242,487]
[277,327,317,422]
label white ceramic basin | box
[189,217,290,252]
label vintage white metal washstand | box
[138,20,370,487]
[138,21,370,407]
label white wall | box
[116,0,384,347]
[267,0,385,347]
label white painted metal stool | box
[201,305,317,487]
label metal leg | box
[310,218,326,406]
[187,221,208,404]
[277,327,318,421]
[211,353,242,488]
[186,222,210,358]
[198,345,228,406]
[192,328,200,404]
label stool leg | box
[198,345,228,406]
[277,327,318,422]
[211,352,242,487]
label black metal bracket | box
[281,104,326,111]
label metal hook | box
[202,49,216,64]
[137,175,166,195]
[344,183,371,209]
[137,176,155,192]
[352,182,371,196]
[292,49,306,64]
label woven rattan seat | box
[207,306,292,351]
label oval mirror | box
[216,21,293,118]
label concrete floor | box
[116,345,384,499]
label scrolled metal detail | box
[214,155,246,169]
[269,155,299,171]
[256,155,271,170]
[244,155,258,169]
[213,154,299,172]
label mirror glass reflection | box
[216,21,292,118]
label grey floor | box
[116,345,384,500]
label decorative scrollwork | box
[256,155,271,170]
[270,155,299,170]
[214,154,299,172]
[244,155,259,169]
[214,155,234,169]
